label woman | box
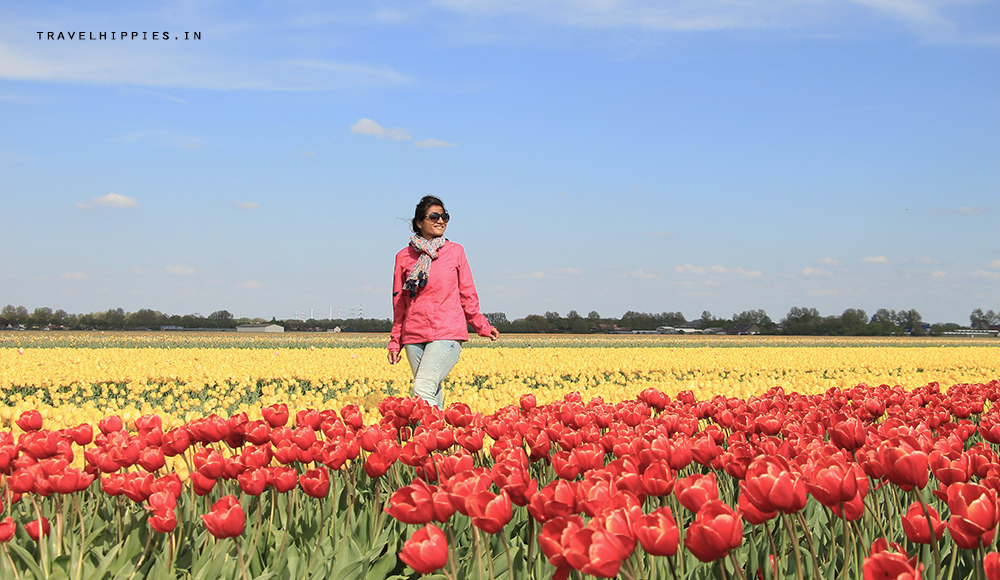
[387,195,499,409]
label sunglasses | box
[425,212,450,223]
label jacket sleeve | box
[388,252,408,352]
[456,246,494,338]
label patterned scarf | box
[404,235,447,296]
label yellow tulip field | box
[2,332,997,430]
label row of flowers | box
[4,380,1000,578]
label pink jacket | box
[388,241,494,352]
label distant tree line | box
[486,306,994,336]
[0,305,391,333]
[1,304,996,336]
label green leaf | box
[6,542,46,580]
[79,542,119,580]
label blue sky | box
[1,0,998,325]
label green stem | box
[236,541,250,580]
[840,508,850,580]
[500,529,515,579]
[795,511,823,578]
[30,496,50,580]
[913,489,943,579]
[728,551,749,580]
[2,545,20,580]
[72,494,85,580]
[125,530,155,580]
[762,519,778,580]
[781,513,805,580]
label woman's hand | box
[489,327,500,341]
[387,350,402,364]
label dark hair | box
[411,195,446,234]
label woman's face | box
[419,204,448,239]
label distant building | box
[727,323,761,335]
[943,329,999,337]
[236,323,284,333]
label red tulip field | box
[5,381,1000,579]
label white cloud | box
[166,265,196,276]
[803,267,833,277]
[675,264,762,278]
[93,193,138,208]
[0,40,406,91]
[625,268,662,280]
[131,267,150,275]
[76,192,139,209]
[933,205,995,215]
[972,270,1000,280]
[414,138,457,148]
[990,259,1000,270]
[60,272,88,280]
[816,257,841,266]
[862,256,889,264]
[350,118,411,140]
[236,280,265,289]
[675,264,706,275]
[429,0,982,44]
[503,267,582,280]
[236,201,260,210]
[930,270,948,278]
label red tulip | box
[830,416,867,451]
[399,524,449,575]
[538,515,584,576]
[137,447,166,473]
[101,473,125,496]
[238,468,268,496]
[98,415,123,435]
[675,472,719,513]
[738,481,778,525]
[862,551,920,580]
[634,507,679,556]
[26,517,51,541]
[491,460,537,507]
[385,479,436,525]
[929,449,971,486]
[148,508,177,533]
[0,518,15,542]
[901,501,945,544]
[161,428,191,457]
[565,526,630,578]
[190,471,217,496]
[947,482,999,549]
[880,436,930,491]
[805,455,858,508]
[192,448,225,480]
[202,495,245,539]
[300,467,330,498]
[50,467,95,494]
[16,410,43,432]
[262,403,289,428]
[528,479,578,522]
[268,466,298,493]
[466,490,513,534]
[742,455,806,514]
[986,552,1000,580]
[683,500,743,562]
[444,468,493,515]
[364,440,400,478]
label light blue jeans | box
[403,340,462,409]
